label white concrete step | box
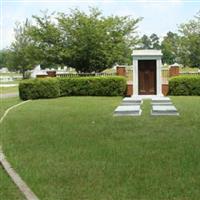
[152,97,171,103]
[120,102,141,106]
[151,102,173,106]
[114,105,142,116]
[151,105,179,116]
[122,97,143,104]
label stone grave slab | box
[151,105,179,116]
[120,102,141,106]
[151,102,173,106]
[114,105,142,116]
[122,97,143,104]
[151,97,171,103]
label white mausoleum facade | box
[132,50,163,96]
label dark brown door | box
[138,60,156,95]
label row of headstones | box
[114,97,179,116]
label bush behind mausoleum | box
[169,75,200,96]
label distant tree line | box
[0,8,200,78]
[137,11,200,67]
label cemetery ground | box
[0,86,18,95]
[0,97,25,199]
[0,96,200,199]
[0,72,21,95]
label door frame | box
[132,50,163,96]
[138,60,157,95]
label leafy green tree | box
[0,49,12,68]
[150,33,160,49]
[161,31,179,64]
[178,11,200,67]
[8,8,141,73]
[27,11,64,69]
[137,33,160,50]
[138,34,152,49]
[9,20,41,78]
[57,8,141,72]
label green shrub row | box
[169,75,200,96]
[19,76,127,100]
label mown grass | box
[180,67,199,72]
[0,97,24,200]
[0,86,18,94]
[0,97,21,118]
[1,96,200,200]
[0,167,25,200]
[0,72,22,77]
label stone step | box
[151,97,171,103]
[151,105,179,116]
[122,97,143,104]
[114,105,142,116]
[151,102,173,106]
[120,102,142,106]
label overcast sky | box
[1,0,200,49]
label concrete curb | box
[0,100,39,200]
[0,101,29,124]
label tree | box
[27,8,141,72]
[150,33,160,49]
[178,11,200,67]
[161,31,179,64]
[138,34,152,49]
[27,10,64,69]
[0,49,12,68]
[137,33,160,50]
[57,8,141,72]
[10,20,41,78]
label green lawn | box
[0,167,25,200]
[0,97,25,200]
[0,97,21,119]
[0,86,18,94]
[180,67,199,73]
[0,72,22,77]
[1,96,200,200]
[0,80,20,84]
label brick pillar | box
[162,84,169,96]
[116,66,126,77]
[47,70,56,77]
[169,63,180,77]
[126,84,133,96]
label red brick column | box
[126,84,133,96]
[162,84,169,96]
[116,66,126,77]
[169,63,180,77]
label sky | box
[1,0,200,49]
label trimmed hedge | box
[19,76,126,100]
[19,78,60,100]
[58,76,126,96]
[169,75,200,96]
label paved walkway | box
[0,93,19,99]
